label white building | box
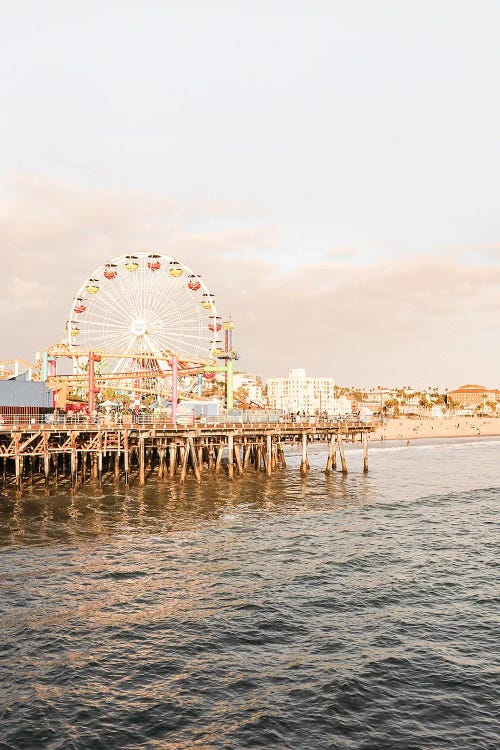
[266,368,351,416]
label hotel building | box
[266,368,351,415]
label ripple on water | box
[1,440,499,749]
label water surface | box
[1,438,499,749]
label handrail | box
[0,416,376,431]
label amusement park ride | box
[16,252,240,418]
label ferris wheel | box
[66,252,220,375]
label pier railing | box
[0,412,375,431]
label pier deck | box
[0,421,374,495]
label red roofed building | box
[447,384,500,408]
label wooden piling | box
[157,446,164,479]
[300,433,309,475]
[124,430,130,488]
[188,437,201,483]
[14,435,21,496]
[337,434,348,474]
[363,432,369,473]
[179,440,190,483]
[234,441,243,475]
[325,434,335,475]
[262,440,271,478]
[91,453,98,480]
[43,434,50,495]
[215,444,223,475]
[169,443,177,478]
[256,444,262,471]
[227,434,234,479]
[70,432,78,492]
[243,443,252,470]
[138,436,145,486]
[208,442,214,471]
[266,435,273,477]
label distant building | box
[266,368,350,415]
[232,372,265,406]
[430,405,444,419]
[448,384,499,408]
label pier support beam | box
[227,435,234,479]
[169,443,177,478]
[180,440,190,483]
[188,437,201,483]
[139,436,145,486]
[256,444,262,472]
[124,431,130,488]
[363,432,369,473]
[208,443,214,471]
[70,432,78,493]
[98,450,103,488]
[234,441,243,475]
[15,454,22,496]
[70,450,77,492]
[266,435,273,477]
[300,433,309,475]
[43,434,50,495]
[243,444,252,470]
[337,434,348,474]
[325,434,336,475]
[215,444,223,474]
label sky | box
[1,1,500,387]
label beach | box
[372,415,500,441]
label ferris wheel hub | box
[131,319,147,336]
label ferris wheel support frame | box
[88,351,101,418]
[171,355,178,422]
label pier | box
[0,420,374,495]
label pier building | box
[0,377,53,423]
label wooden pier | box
[0,422,374,496]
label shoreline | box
[370,416,500,442]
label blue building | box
[0,376,53,420]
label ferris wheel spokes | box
[68,252,218,380]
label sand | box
[371,416,500,442]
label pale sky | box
[1,1,500,387]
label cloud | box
[326,246,357,259]
[1,176,499,388]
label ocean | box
[1,438,498,749]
